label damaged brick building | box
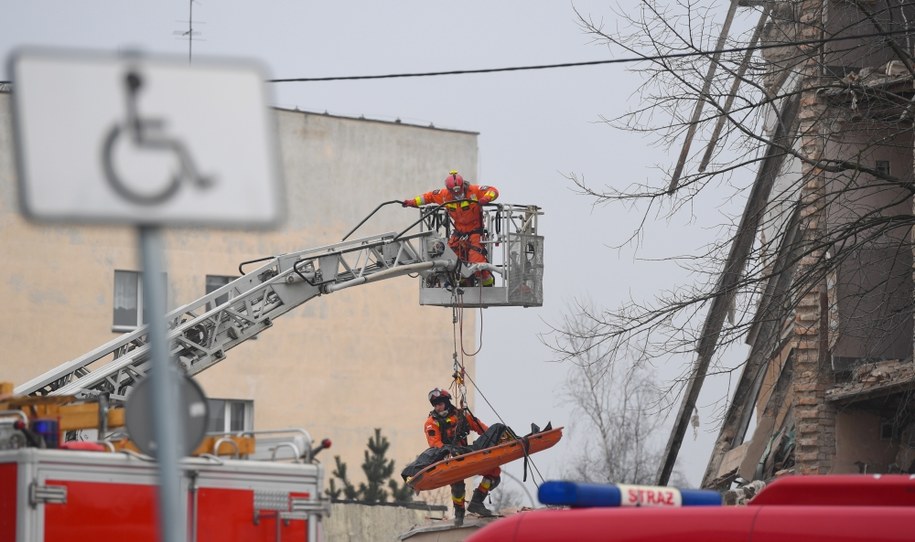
[698,0,915,488]
[651,0,915,488]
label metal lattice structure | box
[17,230,456,400]
[16,203,545,401]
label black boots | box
[467,489,494,516]
[454,489,493,525]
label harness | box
[453,227,486,237]
[435,409,471,445]
[451,230,488,258]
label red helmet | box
[428,387,452,405]
[444,171,465,194]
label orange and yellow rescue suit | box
[425,406,501,512]
[408,184,499,285]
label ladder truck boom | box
[16,230,456,400]
[15,202,544,401]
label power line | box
[0,27,911,87]
[268,28,915,83]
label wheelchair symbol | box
[102,70,215,205]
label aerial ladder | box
[14,203,543,402]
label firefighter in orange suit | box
[425,387,500,525]
[403,171,499,287]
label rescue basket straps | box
[462,369,548,487]
[521,434,532,482]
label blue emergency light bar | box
[539,481,722,508]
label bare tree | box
[488,483,527,513]
[560,316,668,484]
[550,0,915,485]
[555,0,913,379]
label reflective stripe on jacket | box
[410,184,499,233]
[425,409,488,448]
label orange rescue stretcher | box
[406,427,563,491]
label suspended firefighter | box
[402,170,499,287]
[426,388,502,525]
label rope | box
[446,278,548,488]
[462,367,548,488]
[450,301,467,409]
[459,298,483,358]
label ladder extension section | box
[16,231,456,400]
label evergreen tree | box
[325,478,342,501]
[325,428,413,503]
[388,478,415,503]
[326,455,359,500]
[359,428,394,503]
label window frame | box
[875,160,890,176]
[206,398,254,433]
[112,270,168,332]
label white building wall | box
[0,92,479,486]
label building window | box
[876,160,890,176]
[207,398,254,433]
[205,274,237,308]
[113,270,167,332]
[880,420,895,440]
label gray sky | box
[2,0,749,497]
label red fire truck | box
[467,474,915,541]
[0,445,325,542]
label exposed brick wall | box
[792,0,837,475]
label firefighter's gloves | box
[402,199,418,208]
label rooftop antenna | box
[173,0,205,63]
